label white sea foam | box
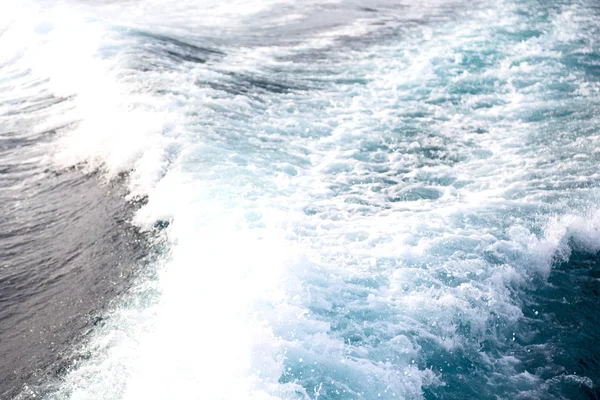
[8,0,600,398]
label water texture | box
[1,0,600,398]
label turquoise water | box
[3,0,600,398]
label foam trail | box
[7,0,600,398]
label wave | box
[3,0,600,398]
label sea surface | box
[1,0,600,399]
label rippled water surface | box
[2,0,600,398]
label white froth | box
[7,0,600,398]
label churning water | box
[2,0,600,398]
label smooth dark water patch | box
[0,167,151,399]
[128,30,225,71]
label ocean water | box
[2,0,600,398]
